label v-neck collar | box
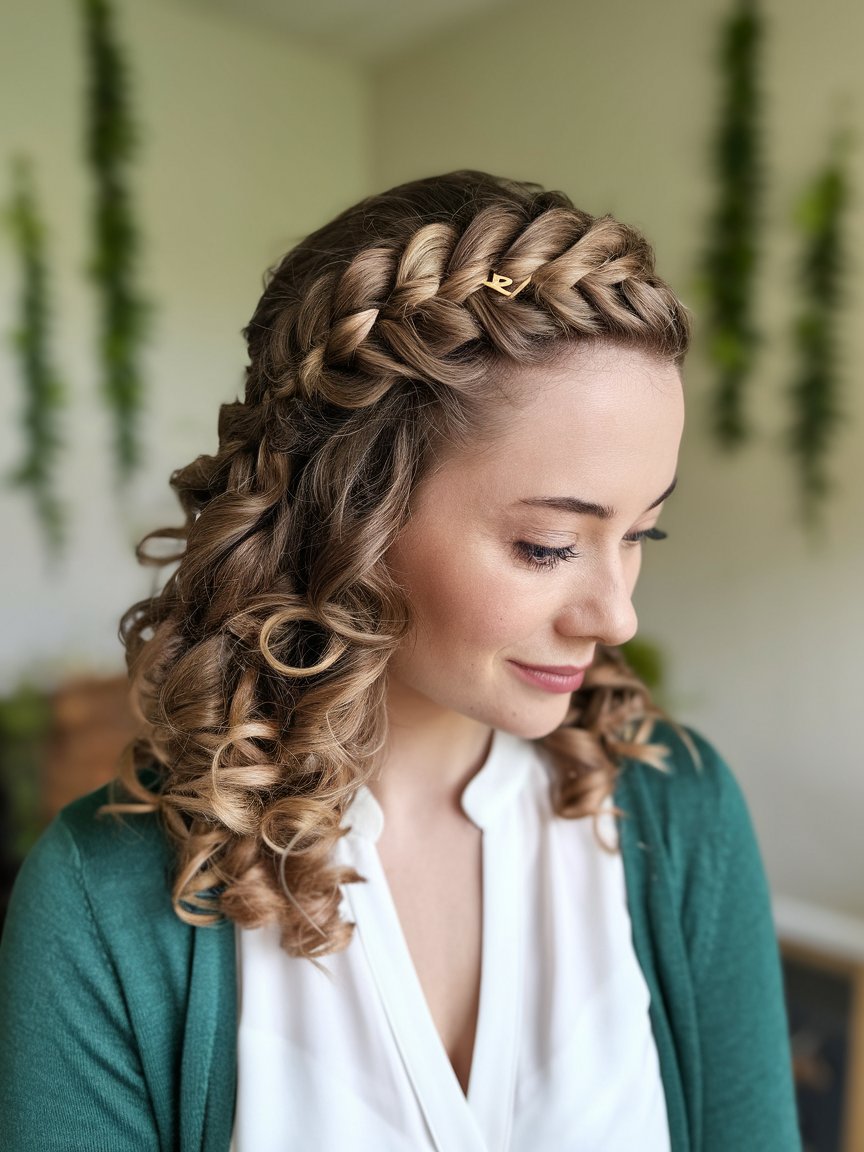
[336,728,537,1152]
[340,726,537,840]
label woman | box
[0,170,800,1150]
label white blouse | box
[231,728,670,1151]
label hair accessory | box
[483,271,531,298]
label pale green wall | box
[372,0,864,920]
[0,0,371,683]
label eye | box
[623,526,668,546]
[513,541,581,571]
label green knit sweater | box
[0,723,801,1151]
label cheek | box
[395,537,531,655]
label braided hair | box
[108,171,691,958]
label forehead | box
[500,340,682,426]
[432,343,684,490]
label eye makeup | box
[513,526,668,572]
[513,542,581,571]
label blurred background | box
[1,0,862,1147]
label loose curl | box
[103,170,691,960]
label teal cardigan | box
[0,724,801,1151]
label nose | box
[554,556,639,649]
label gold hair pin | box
[483,271,531,298]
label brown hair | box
[106,170,691,959]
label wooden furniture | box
[41,674,138,821]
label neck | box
[368,677,494,822]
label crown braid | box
[248,172,688,414]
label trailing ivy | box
[701,0,763,448]
[81,0,149,481]
[788,127,851,529]
[5,156,65,555]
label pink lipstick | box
[508,660,588,693]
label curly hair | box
[104,170,691,960]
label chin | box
[493,700,573,742]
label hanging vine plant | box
[701,0,763,448]
[81,0,149,482]
[788,126,851,529]
[5,156,65,556]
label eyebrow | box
[516,476,678,520]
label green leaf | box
[81,0,150,483]
[787,126,851,530]
[701,0,764,448]
[4,156,66,557]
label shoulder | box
[615,719,752,850]
[5,781,182,963]
[614,719,781,1008]
[620,718,737,794]
[615,720,773,957]
[37,781,172,900]
[614,719,767,921]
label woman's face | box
[384,342,685,741]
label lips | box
[507,660,590,694]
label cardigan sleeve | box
[675,729,802,1152]
[0,813,160,1152]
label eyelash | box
[514,527,668,571]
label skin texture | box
[370,341,685,1094]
